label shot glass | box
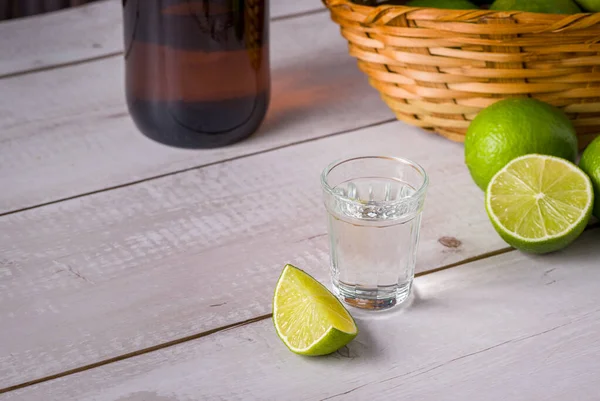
[321,156,429,310]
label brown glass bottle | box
[122,0,270,148]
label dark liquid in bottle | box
[123,0,270,148]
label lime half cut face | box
[485,154,593,254]
[272,264,357,356]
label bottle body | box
[123,0,270,148]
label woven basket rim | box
[323,0,600,27]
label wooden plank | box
[3,230,599,400]
[0,123,506,390]
[0,0,325,77]
[0,0,122,77]
[273,0,325,19]
[0,11,391,215]
[0,0,96,20]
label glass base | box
[333,280,413,311]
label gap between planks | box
[0,245,516,394]
[3,223,598,395]
[0,8,328,81]
[0,118,396,217]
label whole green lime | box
[490,0,582,13]
[575,0,600,11]
[579,136,600,218]
[465,98,578,190]
[407,0,479,9]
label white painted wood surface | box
[4,1,598,399]
[0,0,326,77]
[272,0,325,18]
[0,123,508,390]
[0,11,393,215]
[0,0,121,78]
[5,229,599,401]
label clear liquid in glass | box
[327,177,422,310]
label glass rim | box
[320,155,429,206]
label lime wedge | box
[273,264,357,356]
[485,154,594,254]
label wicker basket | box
[324,0,600,148]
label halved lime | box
[485,154,593,254]
[273,264,357,356]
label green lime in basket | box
[465,98,578,191]
[273,264,358,356]
[575,0,600,11]
[406,0,479,9]
[490,0,582,13]
[579,135,600,218]
[486,154,594,254]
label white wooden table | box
[1,1,599,400]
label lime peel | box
[579,135,600,219]
[465,98,578,191]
